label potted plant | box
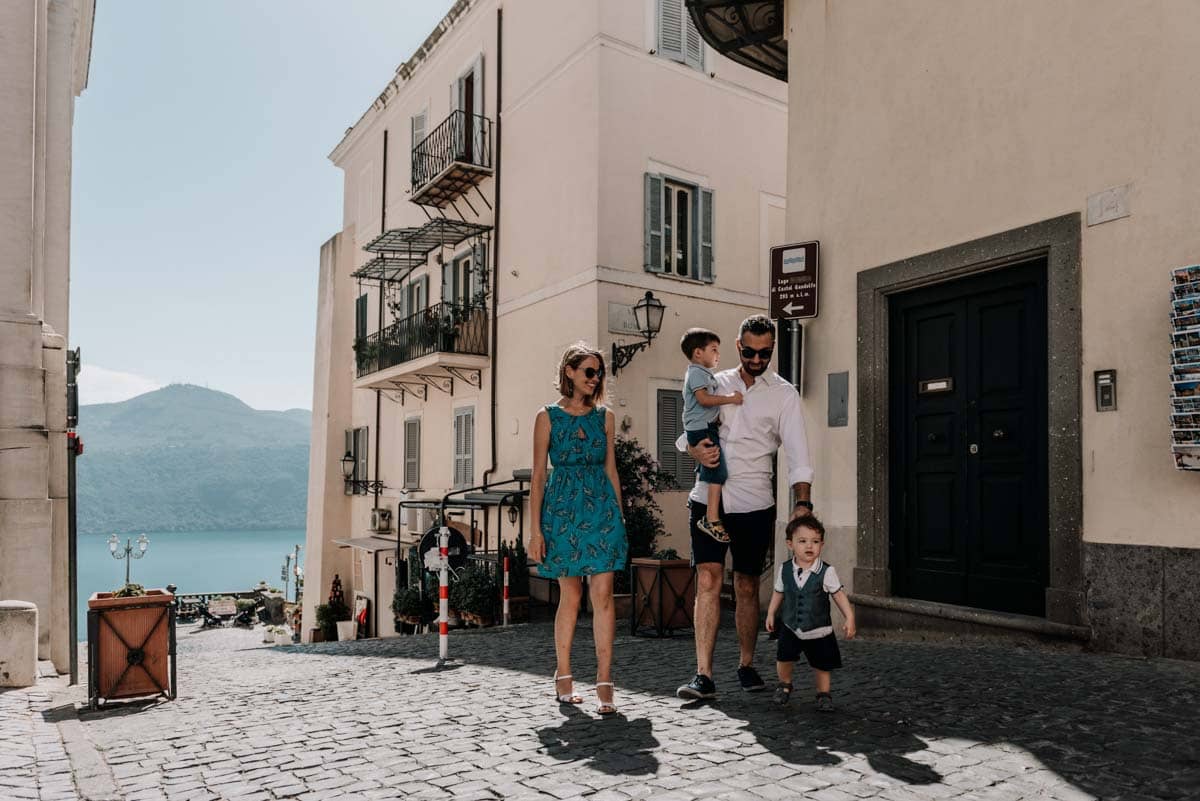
[272,626,292,646]
[87,582,176,708]
[316,574,353,642]
[460,562,497,627]
[392,586,427,627]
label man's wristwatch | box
[794,500,813,511]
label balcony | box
[411,110,494,209]
[354,301,489,392]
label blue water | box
[77,529,306,625]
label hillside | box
[77,384,311,535]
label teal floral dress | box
[540,404,628,577]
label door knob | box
[992,429,1006,440]
[969,443,979,454]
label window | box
[411,109,427,149]
[453,407,475,489]
[656,0,704,69]
[656,390,696,489]
[645,173,714,282]
[443,245,486,308]
[345,427,370,495]
[396,276,428,320]
[355,294,368,341]
[404,418,421,490]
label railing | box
[411,110,493,194]
[355,300,489,377]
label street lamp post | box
[611,290,666,375]
[107,533,149,586]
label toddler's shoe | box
[815,692,835,713]
[772,683,793,706]
[697,516,731,543]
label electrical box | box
[1095,369,1117,412]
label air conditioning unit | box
[370,508,393,532]
[406,507,431,534]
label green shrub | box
[112,583,145,598]
[314,600,350,641]
[235,598,257,612]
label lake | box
[77,528,306,625]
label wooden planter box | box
[87,589,176,708]
[631,558,696,637]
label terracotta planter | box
[631,559,696,637]
[87,589,176,708]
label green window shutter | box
[404,419,420,489]
[355,427,369,494]
[355,294,368,341]
[656,390,677,481]
[644,173,664,273]
[697,188,714,283]
[684,6,704,69]
[453,408,474,488]
[657,0,684,63]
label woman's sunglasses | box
[580,366,604,380]
[740,346,774,361]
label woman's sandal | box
[595,681,617,716]
[554,673,583,705]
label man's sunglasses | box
[740,347,774,361]
[581,366,604,379]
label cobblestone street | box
[3,619,1199,801]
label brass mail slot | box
[919,377,954,394]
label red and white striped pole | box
[437,526,450,664]
[502,556,510,627]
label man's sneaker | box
[737,665,767,692]
[696,516,731,543]
[676,674,718,700]
[772,683,793,706]
[815,692,835,712]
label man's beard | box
[741,359,768,377]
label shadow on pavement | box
[536,705,660,775]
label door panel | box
[890,260,1048,616]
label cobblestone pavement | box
[9,618,1200,801]
[0,677,78,801]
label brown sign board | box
[769,241,819,320]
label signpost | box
[769,241,820,320]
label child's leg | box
[776,660,794,686]
[706,482,723,521]
[813,668,831,694]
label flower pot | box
[261,628,275,643]
[631,558,696,637]
[274,631,292,646]
[87,589,176,707]
[336,620,357,641]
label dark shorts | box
[776,628,843,671]
[686,424,727,485]
[690,501,775,576]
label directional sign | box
[769,241,819,320]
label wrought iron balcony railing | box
[410,110,493,208]
[355,301,489,378]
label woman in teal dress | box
[529,342,627,716]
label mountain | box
[76,384,311,535]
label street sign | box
[769,241,819,320]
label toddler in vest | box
[766,514,857,711]
[680,327,743,543]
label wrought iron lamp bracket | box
[611,337,652,376]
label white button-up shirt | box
[676,368,813,513]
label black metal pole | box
[67,434,78,685]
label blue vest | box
[779,561,832,633]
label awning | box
[363,218,492,255]
[332,535,400,552]
[351,253,429,283]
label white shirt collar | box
[791,556,823,576]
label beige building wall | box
[0,0,94,672]
[305,0,789,635]
[783,0,1200,656]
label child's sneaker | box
[697,516,730,543]
[814,692,835,712]
[772,683,793,706]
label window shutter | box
[344,430,354,495]
[644,173,664,273]
[463,409,474,487]
[355,294,368,341]
[355,428,369,492]
[697,188,714,282]
[656,390,696,489]
[684,7,704,69]
[404,419,420,489]
[657,0,685,63]
[411,111,426,149]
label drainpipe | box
[482,8,502,488]
[375,129,388,508]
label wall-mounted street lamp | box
[507,505,519,525]
[611,290,666,375]
[107,533,148,587]
[341,450,385,494]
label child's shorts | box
[686,423,728,484]
[776,627,843,671]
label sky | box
[71,1,456,410]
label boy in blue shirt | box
[766,514,856,711]
[680,328,743,542]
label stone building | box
[691,0,1200,658]
[304,0,789,639]
[0,0,96,673]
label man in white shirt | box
[675,315,814,700]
